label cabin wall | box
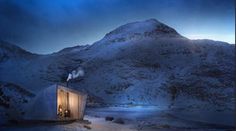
[78,94,87,119]
[24,85,57,120]
[68,92,79,119]
[25,84,86,121]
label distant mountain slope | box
[0,40,38,61]
[0,19,234,111]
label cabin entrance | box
[57,89,80,119]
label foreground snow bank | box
[0,115,135,131]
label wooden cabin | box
[24,84,87,121]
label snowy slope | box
[0,81,34,124]
[0,19,234,112]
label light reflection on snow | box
[107,106,161,112]
[86,106,166,120]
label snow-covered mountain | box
[0,19,234,114]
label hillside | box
[0,19,234,112]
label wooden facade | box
[57,85,87,120]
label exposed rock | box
[105,116,114,121]
[113,118,125,124]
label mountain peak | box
[103,19,181,42]
[145,18,161,23]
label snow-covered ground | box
[0,106,234,131]
[86,106,235,130]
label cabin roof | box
[55,84,87,96]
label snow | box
[86,107,235,130]
[86,115,135,131]
[1,106,233,130]
[171,109,235,127]
[103,19,180,42]
[0,19,235,129]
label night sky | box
[0,0,234,54]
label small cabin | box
[24,84,87,121]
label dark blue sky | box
[0,0,234,54]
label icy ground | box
[0,106,234,131]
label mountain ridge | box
[0,19,234,55]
